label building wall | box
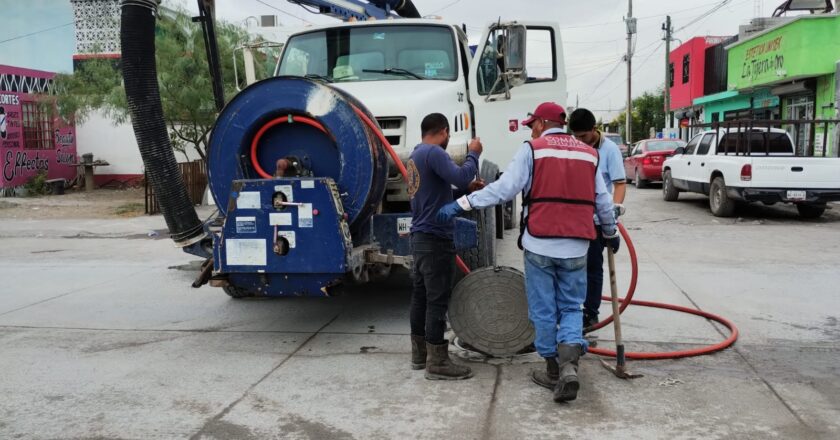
[669,36,729,111]
[0,65,78,189]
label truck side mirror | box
[503,25,527,84]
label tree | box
[611,87,666,143]
[54,6,278,160]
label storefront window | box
[784,95,815,155]
[21,101,54,150]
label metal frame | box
[688,119,840,157]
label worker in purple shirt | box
[406,112,484,380]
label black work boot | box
[530,357,559,389]
[553,343,582,402]
[410,335,426,370]
[425,340,473,380]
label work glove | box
[602,226,620,253]
[613,203,626,220]
[437,201,465,223]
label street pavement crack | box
[480,365,502,440]
[188,312,342,440]
[646,249,814,431]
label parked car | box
[603,132,628,156]
[661,127,840,218]
[624,139,686,188]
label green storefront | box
[727,14,840,156]
[694,89,780,123]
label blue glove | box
[602,227,620,253]
[437,201,464,223]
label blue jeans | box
[584,233,607,321]
[523,250,589,358]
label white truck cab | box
[273,19,567,179]
[662,127,840,218]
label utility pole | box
[663,15,672,135]
[624,0,636,144]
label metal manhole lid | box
[449,266,534,357]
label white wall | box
[76,111,203,177]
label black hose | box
[120,0,205,245]
[370,0,421,18]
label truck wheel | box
[709,177,736,217]
[458,207,496,271]
[796,203,826,219]
[223,285,256,299]
[634,169,648,189]
[662,170,679,201]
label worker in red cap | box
[437,102,618,402]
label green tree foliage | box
[611,87,666,143]
[54,6,279,160]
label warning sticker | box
[225,239,267,266]
[397,217,412,235]
[269,212,293,226]
[278,231,296,248]
[235,216,257,233]
[299,203,313,228]
[301,180,315,189]
[274,185,294,202]
[236,191,261,209]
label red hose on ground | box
[353,104,736,359]
[352,105,472,274]
[587,223,739,359]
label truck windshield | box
[277,25,457,82]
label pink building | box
[0,65,78,189]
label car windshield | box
[646,141,684,152]
[277,25,457,82]
[605,135,623,145]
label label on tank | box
[278,231,296,248]
[299,203,313,228]
[274,185,294,202]
[397,217,412,236]
[301,180,315,189]
[235,216,257,233]
[269,213,293,226]
[236,192,261,209]
[225,239,267,266]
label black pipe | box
[370,0,421,18]
[120,0,205,246]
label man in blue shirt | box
[568,109,627,330]
[437,103,618,402]
[407,113,483,380]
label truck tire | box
[223,285,256,299]
[709,177,736,217]
[458,207,496,271]
[634,169,648,189]
[797,203,826,219]
[662,170,679,201]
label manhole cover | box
[449,266,534,356]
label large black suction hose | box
[370,0,421,18]
[120,0,205,246]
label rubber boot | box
[410,335,426,370]
[553,343,582,402]
[425,340,473,380]
[530,357,559,389]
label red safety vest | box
[520,133,599,243]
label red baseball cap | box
[522,102,567,127]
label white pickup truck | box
[662,127,840,218]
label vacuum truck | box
[121,0,567,303]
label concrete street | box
[1,187,839,439]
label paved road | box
[1,188,839,439]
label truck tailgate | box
[750,158,840,188]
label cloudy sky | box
[170,0,784,122]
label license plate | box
[786,190,806,200]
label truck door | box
[668,134,701,191]
[468,22,566,169]
[688,132,716,193]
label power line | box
[674,0,732,33]
[0,22,74,45]
[431,0,463,14]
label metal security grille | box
[21,101,54,150]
